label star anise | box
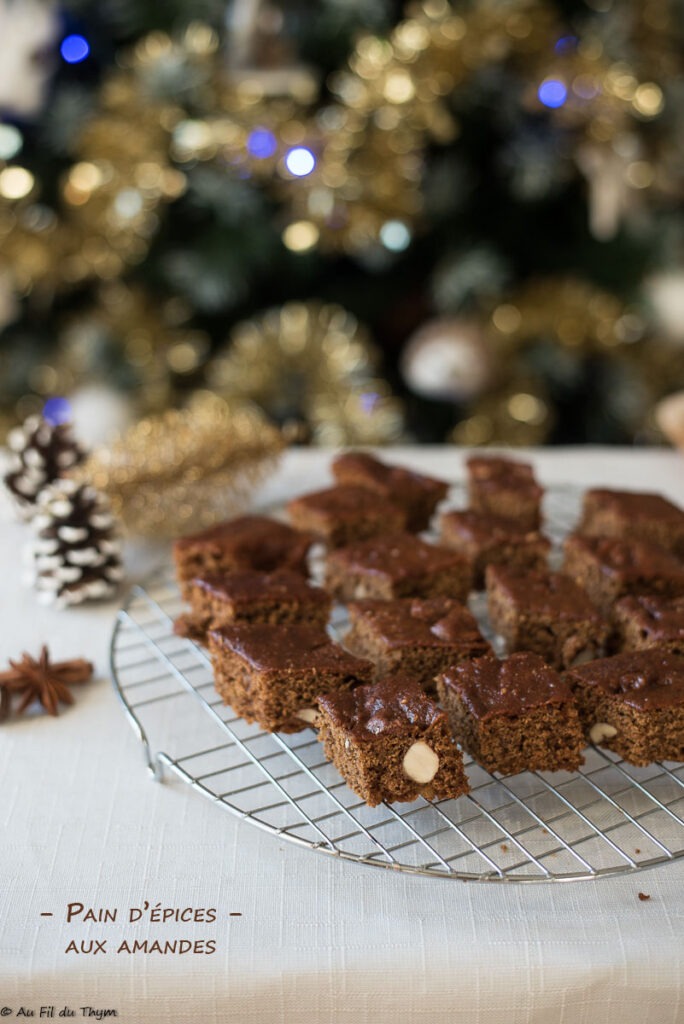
[0,646,94,718]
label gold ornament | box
[206,301,404,446]
[401,317,495,402]
[74,393,284,537]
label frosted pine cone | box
[29,479,123,608]
[4,414,86,517]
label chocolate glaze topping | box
[566,650,684,711]
[210,622,370,675]
[192,570,328,604]
[329,533,467,579]
[616,595,684,640]
[564,534,684,580]
[466,456,541,496]
[174,515,312,569]
[439,652,573,720]
[332,451,448,501]
[583,489,684,525]
[348,597,489,652]
[487,565,604,620]
[317,675,442,738]
[442,509,548,544]
[288,484,403,519]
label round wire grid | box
[110,484,684,882]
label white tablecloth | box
[2,447,684,1024]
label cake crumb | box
[635,848,641,854]
[500,844,509,853]
[638,892,651,902]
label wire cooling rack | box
[110,485,684,882]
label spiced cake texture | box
[485,564,610,670]
[565,650,684,765]
[208,622,373,733]
[579,489,684,559]
[466,455,543,530]
[324,533,472,603]
[173,515,313,595]
[287,484,406,548]
[331,451,449,532]
[613,595,684,655]
[344,597,490,693]
[440,509,550,588]
[437,652,585,776]
[562,534,684,614]
[316,675,470,806]
[174,570,332,642]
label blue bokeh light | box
[247,128,277,159]
[285,147,316,177]
[43,396,73,426]
[538,79,568,108]
[554,35,577,54]
[60,34,90,64]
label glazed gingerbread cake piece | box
[208,622,373,733]
[465,455,543,531]
[324,532,472,603]
[565,649,684,766]
[173,515,313,596]
[331,450,449,532]
[437,652,585,776]
[562,534,684,615]
[485,564,610,670]
[316,674,470,807]
[440,509,550,588]
[613,595,684,655]
[344,597,490,694]
[287,484,406,548]
[579,488,684,559]
[174,569,332,642]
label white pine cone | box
[3,414,86,518]
[29,478,123,609]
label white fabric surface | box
[2,446,684,1024]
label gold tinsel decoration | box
[0,2,672,292]
[206,301,404,446]
[75,393,284,537]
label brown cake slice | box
[316,675,470,806]
[324,532,472,603]
[174,570,332,642]
[437,652,585,776]
[562,533,684,615]
[331,450,449,532]
[344,597,490,693]
[579,488,684,559]
[287,484,406,548]
[173,515,313,596]
[440,509,550,588]
[613,594,684,654]
[565,650,684,766]
[486,564,610,670]
[208,622,373,733]
[466,455,543,530]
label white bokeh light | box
[285,147,316,177]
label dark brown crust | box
[207,623,373,733]
[174,570,331,642]
[613,595,684,654]
[173,515,313,593]
[562,533,684,614]
[287,484,406,547]
[344,598,490,693]
[316,676,470,806]
[485,564,610,670]
[331,451,449,532]
[580,489,684,558]
[565,650,684,765]
[324,533,472,603]
[440,510,550,588]
[465,456,543,530]
[437,653,584,775]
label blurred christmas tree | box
[1,0,683,445]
